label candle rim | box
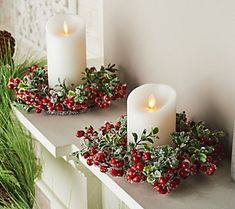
[127,83,176,113]
[46,14,85,37]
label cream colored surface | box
[103,0,235,153]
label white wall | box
[104,0,235,154]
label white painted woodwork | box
[14,105,235,209]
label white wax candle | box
[46,14,86,88]
[127,83,176,147]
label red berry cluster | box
[8,64,127,113]
[76,118,128,177]
[126,149,146,183]
[7,78,20,89]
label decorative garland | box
[75,112,225,194]
[8,64,127,114]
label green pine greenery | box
[0,46,43,208]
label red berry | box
[87,159,93,166]
[8,83,14,89]
[143,152,151,161]
[90,147,97,156]
[133,175,142,183]
[110,158,119,166]
[105,122,114,130]
[118,170,124,177]
[206,155,213,163]
[103,102,109,108]
[86,127,93,134]
[93,159,100,165]
[159,187,168,195]
[8,78,14,83]
[27,67,33,72]
[81,102,88,109]
[110,168,118,176]
[132,155,141,163]
[170,178,180,189]
[206,164,216,175]
[152,181,159,187]
[100,165,108,173]
[35,108,42,113]
[136,162,144,171]
[166,167,175,175]
[180,161,190,170]
[99,103,105,109]
[76,130,85,137]
[127,169,136,178]
[55,103,63,111]
[83,152,90,159]
[117,160,124,168]
[199,164,207,173]
[179,170,189,179]
[94,97,100,104]
[131,164,137,170]
[84,86,92,92]
[190,164,197,174]
[14,78,20,84]
[159,177,168,185]
[31,64,38,70]
[42,98,49,104]
[119,138,127,146]
[131,149,137,155]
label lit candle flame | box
[147,94,157,112]
[63,21,69,35]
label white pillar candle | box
[46,14,86,88]
[127,83,176,147]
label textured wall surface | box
[0,0,103,59]
[104,0,235,154]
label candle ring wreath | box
[74,112,225,195]
[8,64,127,115]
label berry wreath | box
[75,112,225,195]
[8,64,127,114]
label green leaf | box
[153,170,161,178]
[147,176,155,183]
[132,133,138,143]
[80,148,87,155]
[144,144,151,151]
[152,127,159,135]
[68,90,75,98]
[85,139,91,147]
[129,142,135,148]
[146,138,154,144]
[143,165,154,174]
[199,153,207,163]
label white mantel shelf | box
[14,102,235,209]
